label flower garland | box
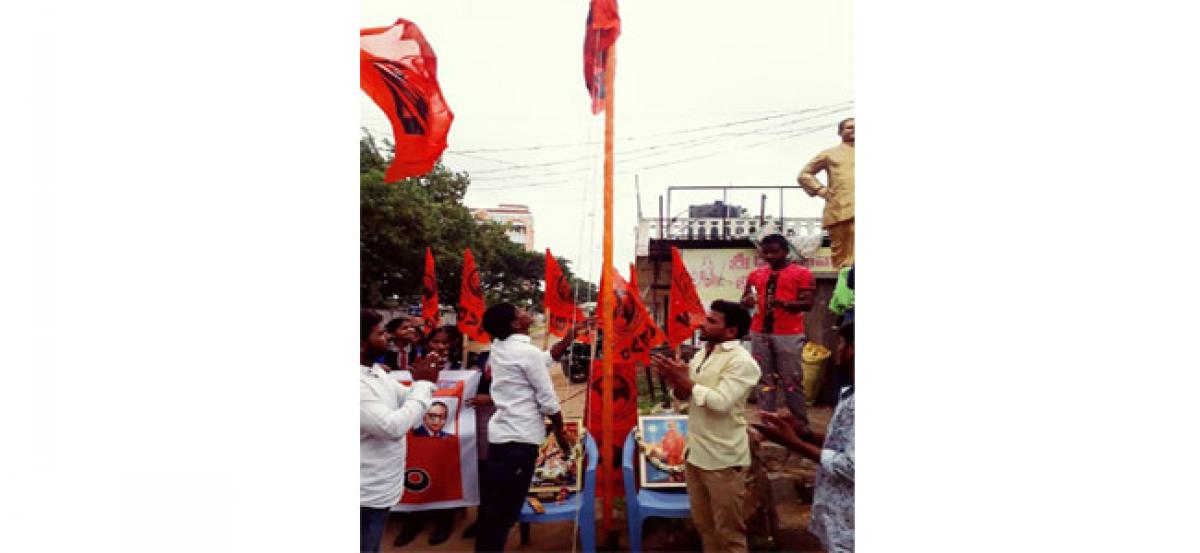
[633,427,687,474]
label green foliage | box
[360,132,595,310]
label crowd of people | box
[360,119,855,552]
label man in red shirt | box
[741,234,815,430]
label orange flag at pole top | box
[457,249,489,343]
[583,0,621,114]
[667,246,706,348]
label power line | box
[443,100,853,154]
[468,122,833,191]
[461,104,851,177]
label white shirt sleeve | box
[360,379,436,440]
[526,348,561,416]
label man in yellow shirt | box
[651,300,761,553]
[798,118,855,268]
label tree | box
[360,132,595,310]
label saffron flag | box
[421,247,440,335]
[390,370,482,509]
[597,267,661,363]
[668,247,706,348]
[544,250,585,337]
[628,264,666,363]
[457,249,490,343]
[585,358,636,498]
[361,18,454,182]
[582,0,621,114]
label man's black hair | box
[760,233,789,251]
[482,302,516,341]
[385,316,409,334]
[430,400,448,411]
[710,299,751,340]
[838,117,855,133]
[361,309,383,343]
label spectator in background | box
[742,233,816,431]
[384,316,425,372]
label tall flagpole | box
[600,43,617,534]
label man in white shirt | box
[474,302,580,552]
[360,309,442,553]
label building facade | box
[470,204,535,252]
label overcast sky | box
[361,0,853,282]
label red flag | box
[457,249,490,343]
[585,358,637,498]
[421,247,440,335]
[583,0,621,114]
[544,250,585,337]
[597,267,662,363]
[628,263,666,363]
[667,247,706,348]
[361,18,454,182]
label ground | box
[381,329,834,552]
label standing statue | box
[798,118,855,268]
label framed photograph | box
[528,419,585,494]
[638,415,689,489]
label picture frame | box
[637,415,689,489]
[528,418,585,494]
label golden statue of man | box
[798,118,855,268]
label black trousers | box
[474,441,539,552]
[359,506,390,553]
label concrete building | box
[470,204,535,252]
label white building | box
[470,204,535,252]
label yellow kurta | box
[679,340,762,470]
[798,143,855,228]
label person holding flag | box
[475,302,583,552]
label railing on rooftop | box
[636,216,823,256]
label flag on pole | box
[361,18,454,181]
[421,247,440,335]
[583,0,621,114]
[544,249,585,337]
[457,249,490,343]
[597,267,663,363]
[668,246,706,348]
[628,263,666,363]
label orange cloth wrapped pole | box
[599,43,617,534]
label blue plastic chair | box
[622,428,691,553]
[517,433,598,552]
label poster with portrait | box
[529,419,584,494]
[638,415,689,489]
[388,369,481,510]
